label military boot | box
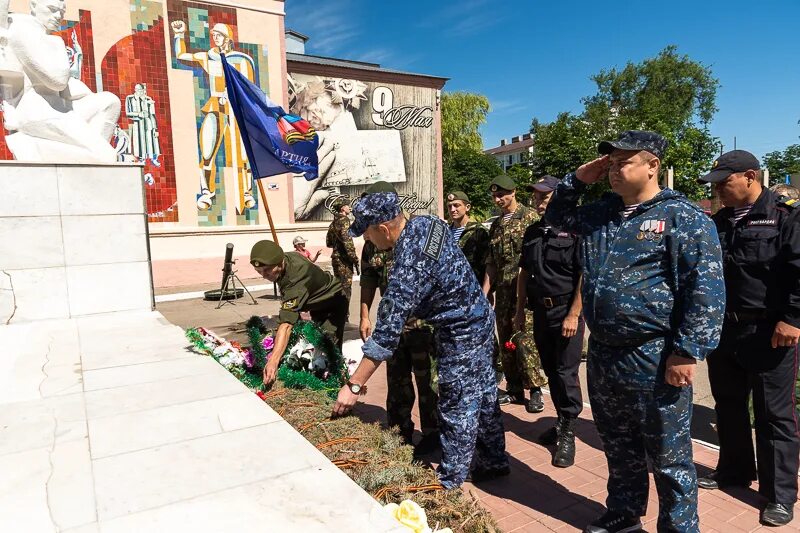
[552,417,576,468]
[538,415,562,445]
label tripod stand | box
[215,264,257,309]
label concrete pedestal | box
[0,163,153,323]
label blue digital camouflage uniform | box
[351,192,508,489]
[546,172,725,532]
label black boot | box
[553,417,576,467]
[538,415,562,445]
[526,387,544,413]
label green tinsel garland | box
[245,316,348,398]
[185,319,349,399]
[185,328,212,355]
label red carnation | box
[504,341,516,352]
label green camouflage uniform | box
[453,220,490,283]
[486,205,547,393]
[361,240,439,442]
[326,212,359,302]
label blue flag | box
[221,54,319,180]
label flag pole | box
[256,179,280,245]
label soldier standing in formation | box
[326,197,360,304]
[547,131,725,533]
[359,182,440,455]
[515,175,584,468]
[333,189,509,488]
[446,190,490,282]
[698,150,800,527]
[482,174,547,410]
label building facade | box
[485,133,533,171]
[0,0,446,287]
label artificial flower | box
[384,500,431,533]
[504,340,516,352]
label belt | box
[536,293,573,309]
[724,309,770,323]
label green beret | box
[250,240,284,267]
[489,174,516,193]
[365,181,398,194]
[446,190,470,203]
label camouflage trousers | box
[588,338,698,532]
[437,344,508,489]
[495,283,546,393]
[386,327,439,442]
[331,257,354,302]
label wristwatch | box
[346,380,363,395]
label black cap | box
[526,175,559,192]
[598,130,667,160]
[699,150,760,183]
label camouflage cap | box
[598,130,667,160]
[446,190,470,203]
[250,240,284,267]
[489,174,516,192]
[349,191,402,237]
[330,197,349,211]
[365,181,398,194]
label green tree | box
[529,112,596,180]
[763,144,800,185]
[506,161,534,206]
[442,148,501,220]
[441,91,490,162]
[530,46,721,201]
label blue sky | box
[286,0,800,159]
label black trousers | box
[532,303,584,419]
[707,320,800,504]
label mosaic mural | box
[102,0,178,222]
[167,0,269,227]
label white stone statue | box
[0,0,120,163]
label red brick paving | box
[354,369,800,532]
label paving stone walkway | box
[356,368,800,533]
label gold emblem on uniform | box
[252,261,262,267]
[447,193,455,201]
[712,159,719,168]
[490,184,498,192]
[281,298,298,310]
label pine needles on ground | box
[264,387,500,533]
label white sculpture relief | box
[0,0,121,163]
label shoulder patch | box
[422,219,446,260]
[281,298,298,310]
[778,197,798,209]
[377,297,394,323]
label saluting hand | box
[575,155,610,185]
[665,354,696,387]
[772,321,800,348]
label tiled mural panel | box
[168,0,269,227]
[102,0,178,222]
